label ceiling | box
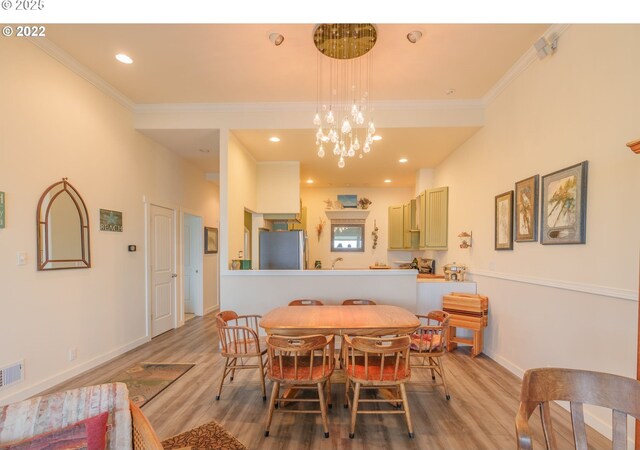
[44,23,549,187]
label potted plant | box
[358,197,372,209]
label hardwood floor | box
[47,313,611,449]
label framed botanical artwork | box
[514,175,539,242]
[540,161,588,245]
[204,227,218,254]
[495,190,514,250]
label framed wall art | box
[540,161,588,245]
[100,209,123,232]
[204,227,218,254]
[337,194,357,208]
[515,175,539,242]
[495,190,514,250]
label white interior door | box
[183,214,202,315]
[150,204,176,337]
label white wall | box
[430,25,640,440]
[226,132,257,264]
[0,38,219,404]
[301,186,415,269]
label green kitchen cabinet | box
[388,204,404,249]
[423,186,449,250]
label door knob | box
[171,273,177,278]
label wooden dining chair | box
[264,334,335,438]
[343,334,414,439]
[288,299,324,306]
[409,310,451,400]
[515,367,640,449]
[215,310,267,401]
[341,299,377,305]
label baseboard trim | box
[0,335,150,406]
[470,269,637,302]
[483,347,614,442]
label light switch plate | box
[16,251,26,266]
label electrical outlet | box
[68,348,77,361]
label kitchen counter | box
[225,268,413,276]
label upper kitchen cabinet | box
[403,199,420,249]
[256,162,300,214]
[388,200,419,250]
[388,204,404,249]
[422,186,449,250]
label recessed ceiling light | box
[384,179,392,183]
[372,135,382,141]
[306,179,314,184]
[399,158,408,163]
[115,53,133,64]
[269,137,280,142]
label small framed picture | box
[541,161,588,245]
[515,175,539,242]
[495,190,514,250]
[204,227,218,254]
[337,194,357,208]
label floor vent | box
[0,361,24,389]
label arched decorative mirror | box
[37,178,91,270]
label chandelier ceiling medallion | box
[313,24,377,168]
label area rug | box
[108,362,195,407]
[161,421,247,450]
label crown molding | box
[483,24,571,106]
[28,37,135,111]
[133,99,485,115]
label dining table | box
[259,304,420,336]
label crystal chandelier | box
[313,24,377,168]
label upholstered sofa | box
[0,383,162,449]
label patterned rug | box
[108,362,194,407]
[162,421,247,450]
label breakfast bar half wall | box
[220,269,418,316]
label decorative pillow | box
[410,333,442,351]
[0,412,108,450]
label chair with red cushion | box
[264,334,335,438]
[343,334,413,439]
[409,310,451,400]
[215,310,268,401]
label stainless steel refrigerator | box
[259,230,307,270]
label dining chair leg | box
[264,381,280,437]
[344,378,350,408]
[216,357,230,400]
[230,357,238,381]
[317,381,330,438]
[399,383,414,438]
[258,354,267,401]
[438,357,451,400]
[327,378,332,409]
[349,383,361,439]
